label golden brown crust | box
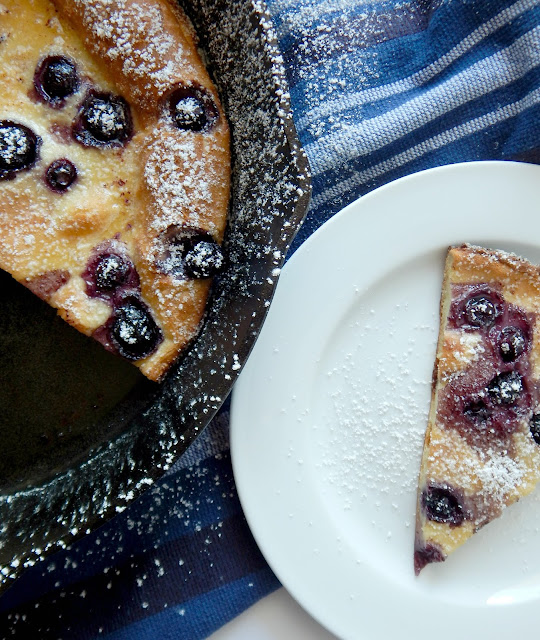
[450,244,540,310]
[51,0,213,114]
[0,0,230,381]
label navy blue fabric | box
[2,0,540,637]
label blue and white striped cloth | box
[2,0,540,637]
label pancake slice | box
[415,244,540,574]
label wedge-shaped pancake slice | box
[0,0,230,381]
[414,244,540,574]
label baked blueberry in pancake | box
[0,0,230,381]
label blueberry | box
[0,121,40,179]
[487,371,523,405]
[173,96,206,131]
[464,294,499,328]
[463,399,490,424]
[45,158,77,192]
[110,297,162,360]
[422,485,464,526]
[94,254,131,292]
[499,326,527,362]
[168,85,219,132]
[73,91,133,147]
[156,225,224,279]
[34,56,79,105]
[184,239,225,278]
[83,244,139,298]
[530,414,540,445]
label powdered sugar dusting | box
[476,446,530,506]
[455,333,485,365]
[427,432,537,521]
[312,300,435,520]
[144,134,216,234]
[317,317,431,500]
[69,0,195,105]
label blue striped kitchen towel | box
[2,0,540,637]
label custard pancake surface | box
[0,0,230,381]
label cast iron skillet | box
[0,0,311,594]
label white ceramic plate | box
[230,161,540,640]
